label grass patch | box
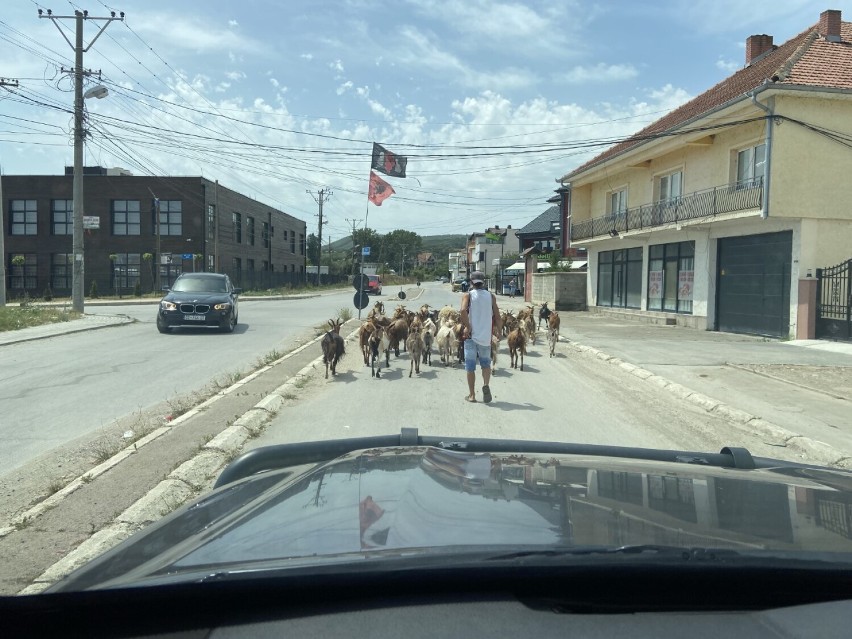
[0,305,80,332]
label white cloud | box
[336,81,354,95]
[228,20,239,28]
[329,59,344,73]
[269,77,280,88]
[557,63,639,84]
[716,57,741,73]
[132,13,265,55]
[670,0,816,34]
[300,53,314,61]
[225,71,246,81]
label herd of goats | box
[320,300,561,380]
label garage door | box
[716,231,792,337]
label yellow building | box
[560,9,852,339]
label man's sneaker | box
[482,385,492,403]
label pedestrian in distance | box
[509,277,518,299]
[460,271,502,404]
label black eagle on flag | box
[371,142,407,178]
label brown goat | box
[321,318,345,378]
[406,325,424,377]
[547,312,560,358]
[507,327,526,371]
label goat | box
[367,301,385,320]
[546,311,560,357]
[435,321,457,366]
[507,327,526,371]
[501,310,518,337]
[491,334,499,369]
[321,318,345,378]
[421,317,437,365]
[406,325,425,377]
[387,317,408,357]
[369,324,390,378]
[538,301,552,328]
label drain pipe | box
[750,88,773,219]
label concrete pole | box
[71,11,85,312]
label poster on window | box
[678,270,694,301]
[648,270,663,299]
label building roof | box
[564,11,852,180]
[517,205,560,236]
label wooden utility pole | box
[308,189,331,285]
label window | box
[9,253,37,289]
[648,241,694,314]
[299,234,305,255]
[597,247,642,309]
[207,205,215,240]
[51,253,73,289]
[247,259,255,273]
[111,253,141,291]
[658,171,682,202]
[52,200,73,235]
[233,212,242,243]
[113,200,141,235]
[11,200,37,235]
[247,216,255,246]
[290,232,296,254]
[609,189,627,216]
[262,221,270,249]
[736,143,766,188]
[157,200,182,236]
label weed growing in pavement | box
[258,350,283,366]
[282,392,297,401]
[91,438,122,464]
[45,478,66,497]
[293,376,310,389]
[336,307,352,322]
[81,474,93,484]
[14,516,32,531]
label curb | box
[565,339,852,469]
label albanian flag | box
[371,142,407,178]
[368,171,395,206]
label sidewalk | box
[494,298,852,463]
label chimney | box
[746,34,774,65]
[819,9,842,42]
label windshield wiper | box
[488,545,742,561]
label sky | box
[0,0,845,241]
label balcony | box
[571,179,763,241]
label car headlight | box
[161,301,177,311]
[214,302,232,311]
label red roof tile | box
[564,19,852,180]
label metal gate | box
[816,259,852,341]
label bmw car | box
[156,273,241,334]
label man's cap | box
[470,271,485,284]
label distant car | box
[364,275,382,295]
[156,273,241,334]
[452,277,465,292]
[440,276,448,283]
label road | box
[0,281,833,594]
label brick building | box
[2,168,306,297]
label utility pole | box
[40,8,124,313]
[307,188,331,286]
[0,79,18,306]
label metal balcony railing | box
[571,179,763,241]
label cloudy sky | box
[0,0,839,239]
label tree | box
[306,233,321,265]
[382,229,422,277]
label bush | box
[89,280,99,298]
[43,285,53,301]
[134,281,142,297]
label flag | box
[368,171,395,206]
[371,142,407,178]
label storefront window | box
[597,247,642,309]
[648,241,694,313]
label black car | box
[156,273,241,333]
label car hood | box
[49,446,852,590]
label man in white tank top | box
[460,271,502,403]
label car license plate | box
[183,314,205,321]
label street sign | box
[362,246,371,256]
[83,216,100,229]
[182,253,193,260]
[397,290,406,300]
[354,291,369,310]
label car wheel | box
[156,316,171,334]
[220,312,237,333]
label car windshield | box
[171,277,227,293]
[2,0,852,619]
